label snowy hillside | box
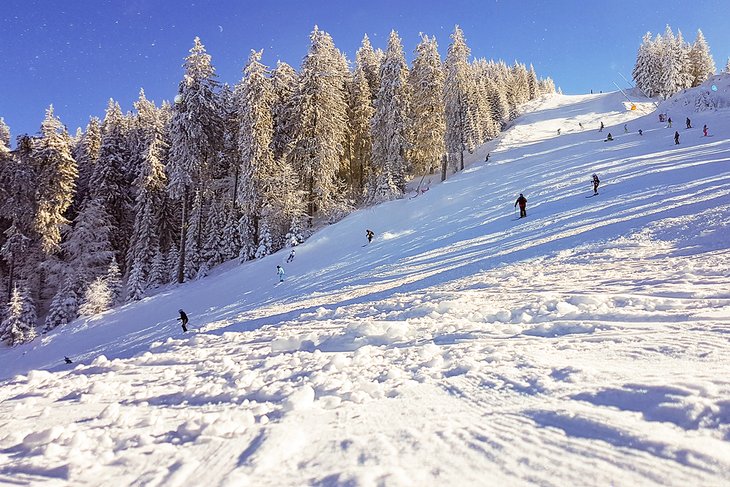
[2,85,730,486]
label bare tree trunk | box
[460,150,464,170]
[441,154,447,182]
[177,187,188,284]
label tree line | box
[632,26,719,100]
[0,25,555,345]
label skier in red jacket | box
[514,193,527,218]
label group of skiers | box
[598,116,710,146]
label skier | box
[177,309,189,332]
[703,124,708,137]
[686,117,691,129]
[485,152,490,162]
[674,131,680,145]
[667,117,672,128]
[592,173,600,195]
[579,122,584,129]
[624,124,628,133]
[514,193,527,218]
[599,121,604,132]
[276,265,285,282]
[64,356,73,364]
[638,129,643,136]
[604,132,613,142]
[286,248,296,263]
[557,128,561,135]
[366,229,375,243]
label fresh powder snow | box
[1,78,729,485]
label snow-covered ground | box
[2,80,730,486]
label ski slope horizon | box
[1,77,729,485]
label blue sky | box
[1,0,728,139]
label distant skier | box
[366,229,375,243]
[624,124,628,133]
[686,117,691,129]
[674,131,680,145]
[64,356,73,364]
[599,121,604,132]
[667,117,672,128]
[557,128,561,135]
[604,132,613,142]
[485,152,490,162]
[703,124,708,137]
[514,193,528,218]
[579,122,584,129]
[276,265,285,282]
[177,309,189,332]
[286,248,296,263]
[592,173,600,195]
[638,129,643,136]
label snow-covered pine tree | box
[78,276,112,316]
[0,282,37,346]
[527,64,539,100]
[184,189,204,279]
[356,34,381,103]
[348,64,374,200]
[285,214,305,248]
[657,26,684,99]
[32,106,78,255]
[69,116,101,219]
[288,26,349,223]
[689,29,716,87]
[235,49,275,261]
[725,58,730,73]
[89,99,134,269]
[370,30,411,202]
[471,61,497,143]
[485,75,510,134]
[126,90,168,301]
[167,37,221,283]
[409,34,445,177]
[676,30,693,91]
[44,276,78,331]
[148,244,166,289]
[633,32,656,97]
[0,137,41,299]
[62,198,115,293]
[106,256,122,305]
[263,160,306,249]
[0,224,31,302]
[201,197,227,268]
[165,245,179,284]
[444,25,480,173]
[220,203,242,261]
[271,61,299,161]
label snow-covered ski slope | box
[2,78,730,486]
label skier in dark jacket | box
[286,248,296,263]
[177,309,189,332]
[366,229,375,243]
[599,121,604,132]
[674,131,680,145]
[667,117,672,128]
[592,173,600,195]
[686,117,691,129]
[703,124,708,137]
[604,132,613,142]
[514,194,527,218]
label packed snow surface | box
[2,86,730,486]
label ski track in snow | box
[2,83,730,486]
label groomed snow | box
[1,82,730,486]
